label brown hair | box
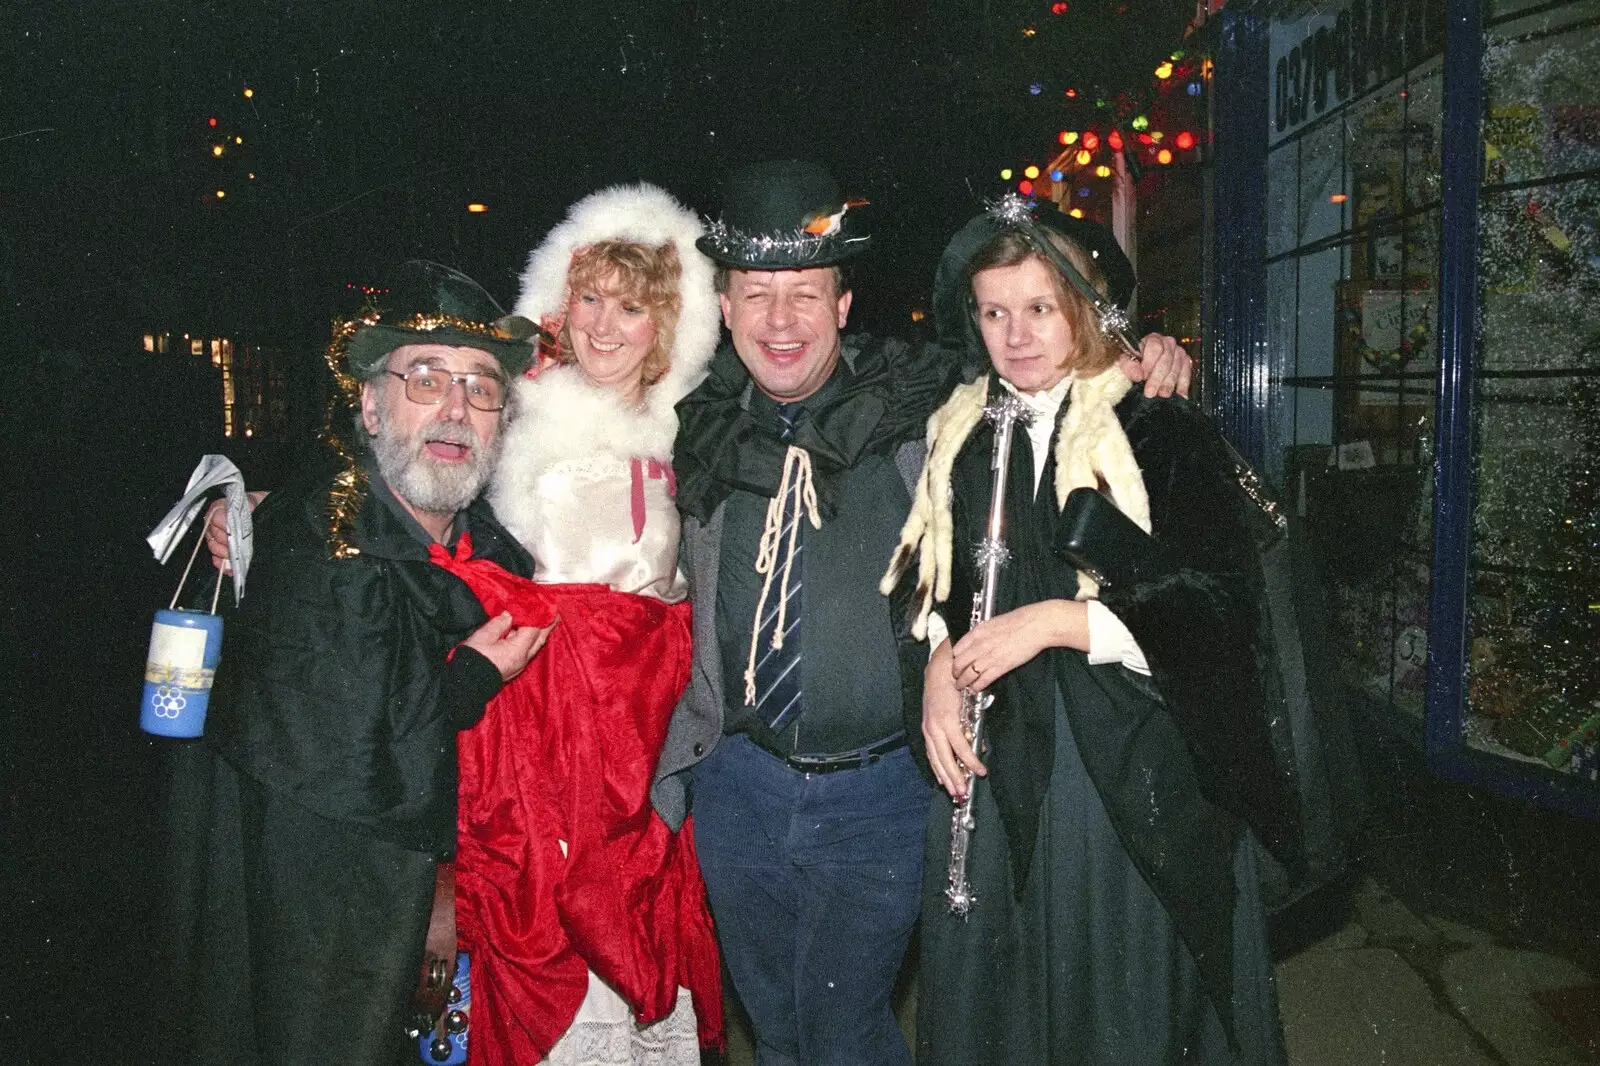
[558,240,683,387]
[967,228,1120,377]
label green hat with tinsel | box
[336,260,537,382]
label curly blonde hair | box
[968,228,1120,378]
[556,240,683,388]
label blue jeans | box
[691,734,931,1066]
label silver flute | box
[946,392,1034,918]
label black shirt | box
[716,361,913,755]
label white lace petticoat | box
[544,975,699,1066]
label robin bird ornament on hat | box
[697,160,873,270]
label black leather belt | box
[754,732,908,775]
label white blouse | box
[511,452,687,604]
[487,366,689,606]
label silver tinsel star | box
[1099,305,1132,336]
[972,538,1013,571]
[986,192,1036,227]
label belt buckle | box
[790,752,858,775]
[787,734,905,775]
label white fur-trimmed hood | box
[510,182,721,412]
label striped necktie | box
[753,404,805,733]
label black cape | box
[673,334,969,522]
[159,460,531,1064]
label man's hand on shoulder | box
[1119,333,1193,399]
[463,611,556,683]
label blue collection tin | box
[140,607,224,737]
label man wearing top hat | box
[164,262,553,1065]
[655,161,1189,1064]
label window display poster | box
[1356,287,1434,404]
[1353,119,1438,280]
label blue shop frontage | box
[1201,0,1599,818]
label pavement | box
[1275,877,1596,1065]
[715,874,1598,1064]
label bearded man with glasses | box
[163,261,555,1066]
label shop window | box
[1464,0,1599,774]
[1263,0,1446,726]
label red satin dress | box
[430,533,723,1064]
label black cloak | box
[938,378,1298,1042]
[159,460,531,1065]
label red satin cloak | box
[430,536,723,1064]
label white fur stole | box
[880,364,1152,636]
[488,365,677,549]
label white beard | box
[371,403,503,516]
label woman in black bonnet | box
[882,204,1295,1065]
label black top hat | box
[696,160,872,270]
[932,202,1136,353]
[342,260,537,379]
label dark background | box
[2,0,1196,347]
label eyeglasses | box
[387,367,507,412]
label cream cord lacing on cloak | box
[743,445,822,705]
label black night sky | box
[5,0,1195,344]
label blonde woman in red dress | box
[432,183,724,1065]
